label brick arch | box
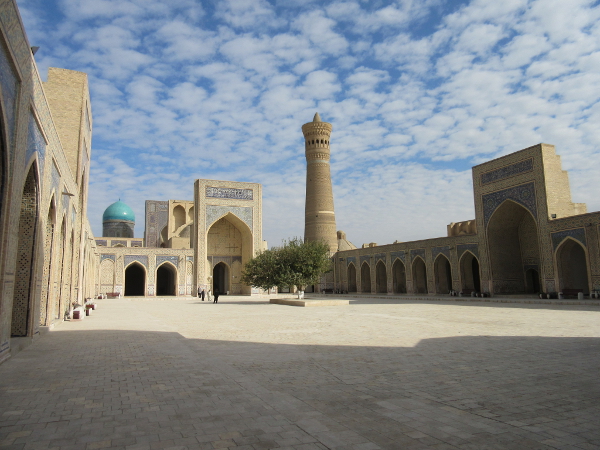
[412,256,428,294]
[12,162,40,337]
[360,261,371,293]
[156,261,177,296]
[487,199,540,294]
[459,251,481,293]
[433,253,452,294]
[392,258,406,293]
[347,262,357,292]
[555,237,590,294]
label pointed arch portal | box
[361,262,371,293]
[412,257,428,294]
[392,259,406,293]
[487,200,540,294]
[213,262,229,295]
[125,263,146,296]
[460,252,481,293]
[156,263,177,296]
[375,261,387,293]
[347,263,357,292]
[434,254,452,294]
[556,238,589,294]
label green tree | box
[241,238,331,291]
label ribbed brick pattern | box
[302,118,337,252]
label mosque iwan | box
[0,0,598,363]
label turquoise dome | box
[102,201,135,223]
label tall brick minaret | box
[302,113,338,253]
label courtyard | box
[0,296,599,450]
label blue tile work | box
[410,249,426,262]
[432,246,450,260]
[374,253,386,264]
[186,256,194,262]
[523,264,539,272]
[111,240,127,247]
[206,205,253,232]
[51,160,60,193]
[360,255,370,265]
[551,228,586,250]
[457,243,479,259]
[390,251,406,264]
[483,182,537,227]
[157,255,179,266]
[145,200,168,248]
[0,34,18,152]
[481,158,533,185]
[27,113,45,177]
[131,241,143,247]
[125,255,148,268]
[206,186,253,200]
[95,240,107,246]
[346,256,356,267]
[100,254,115,262]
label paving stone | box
[1,297,599,450]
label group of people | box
[197,287,220,303]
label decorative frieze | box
[206,186,253,200]
[481,158,533,185]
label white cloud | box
[18,0,600,246]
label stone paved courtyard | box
[1,296,599,450]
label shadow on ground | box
[1,326,599,450]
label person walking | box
[200,288,205,301]
[207,289,212,302]
[213,289,220,303]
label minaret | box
[302,113,338,253]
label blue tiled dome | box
[102,201,135,223]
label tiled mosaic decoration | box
[26,113,45,178]
[551,228,586,250]
[457,243,479,259]
[481,158,533,185]
[0,31,18,153]
[390,251,406,264]
[206,186,253,200]
[432,246,450,260]
[374,253,386,263]
[206,205,253,232]
[410,248,426,262]
[483,182,537,227]
[156,255,179,266]
[124,255,148,268]
[346,256,356,266]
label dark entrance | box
[347,263,357,292]
[125,263,146,296]
[412,257,428,293]
[213,262,229,295]
[525,268,541,293]
[434,255,452,294]
[361,262,371,293]
[392,259,406,293]
[487,200,540,294]
[156,263,176,296]
[556,238,589,293]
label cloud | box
[18,0,600,247]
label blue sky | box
[17,0,600,247]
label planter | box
[73,310,80,319]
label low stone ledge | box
[270,298,350,307]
